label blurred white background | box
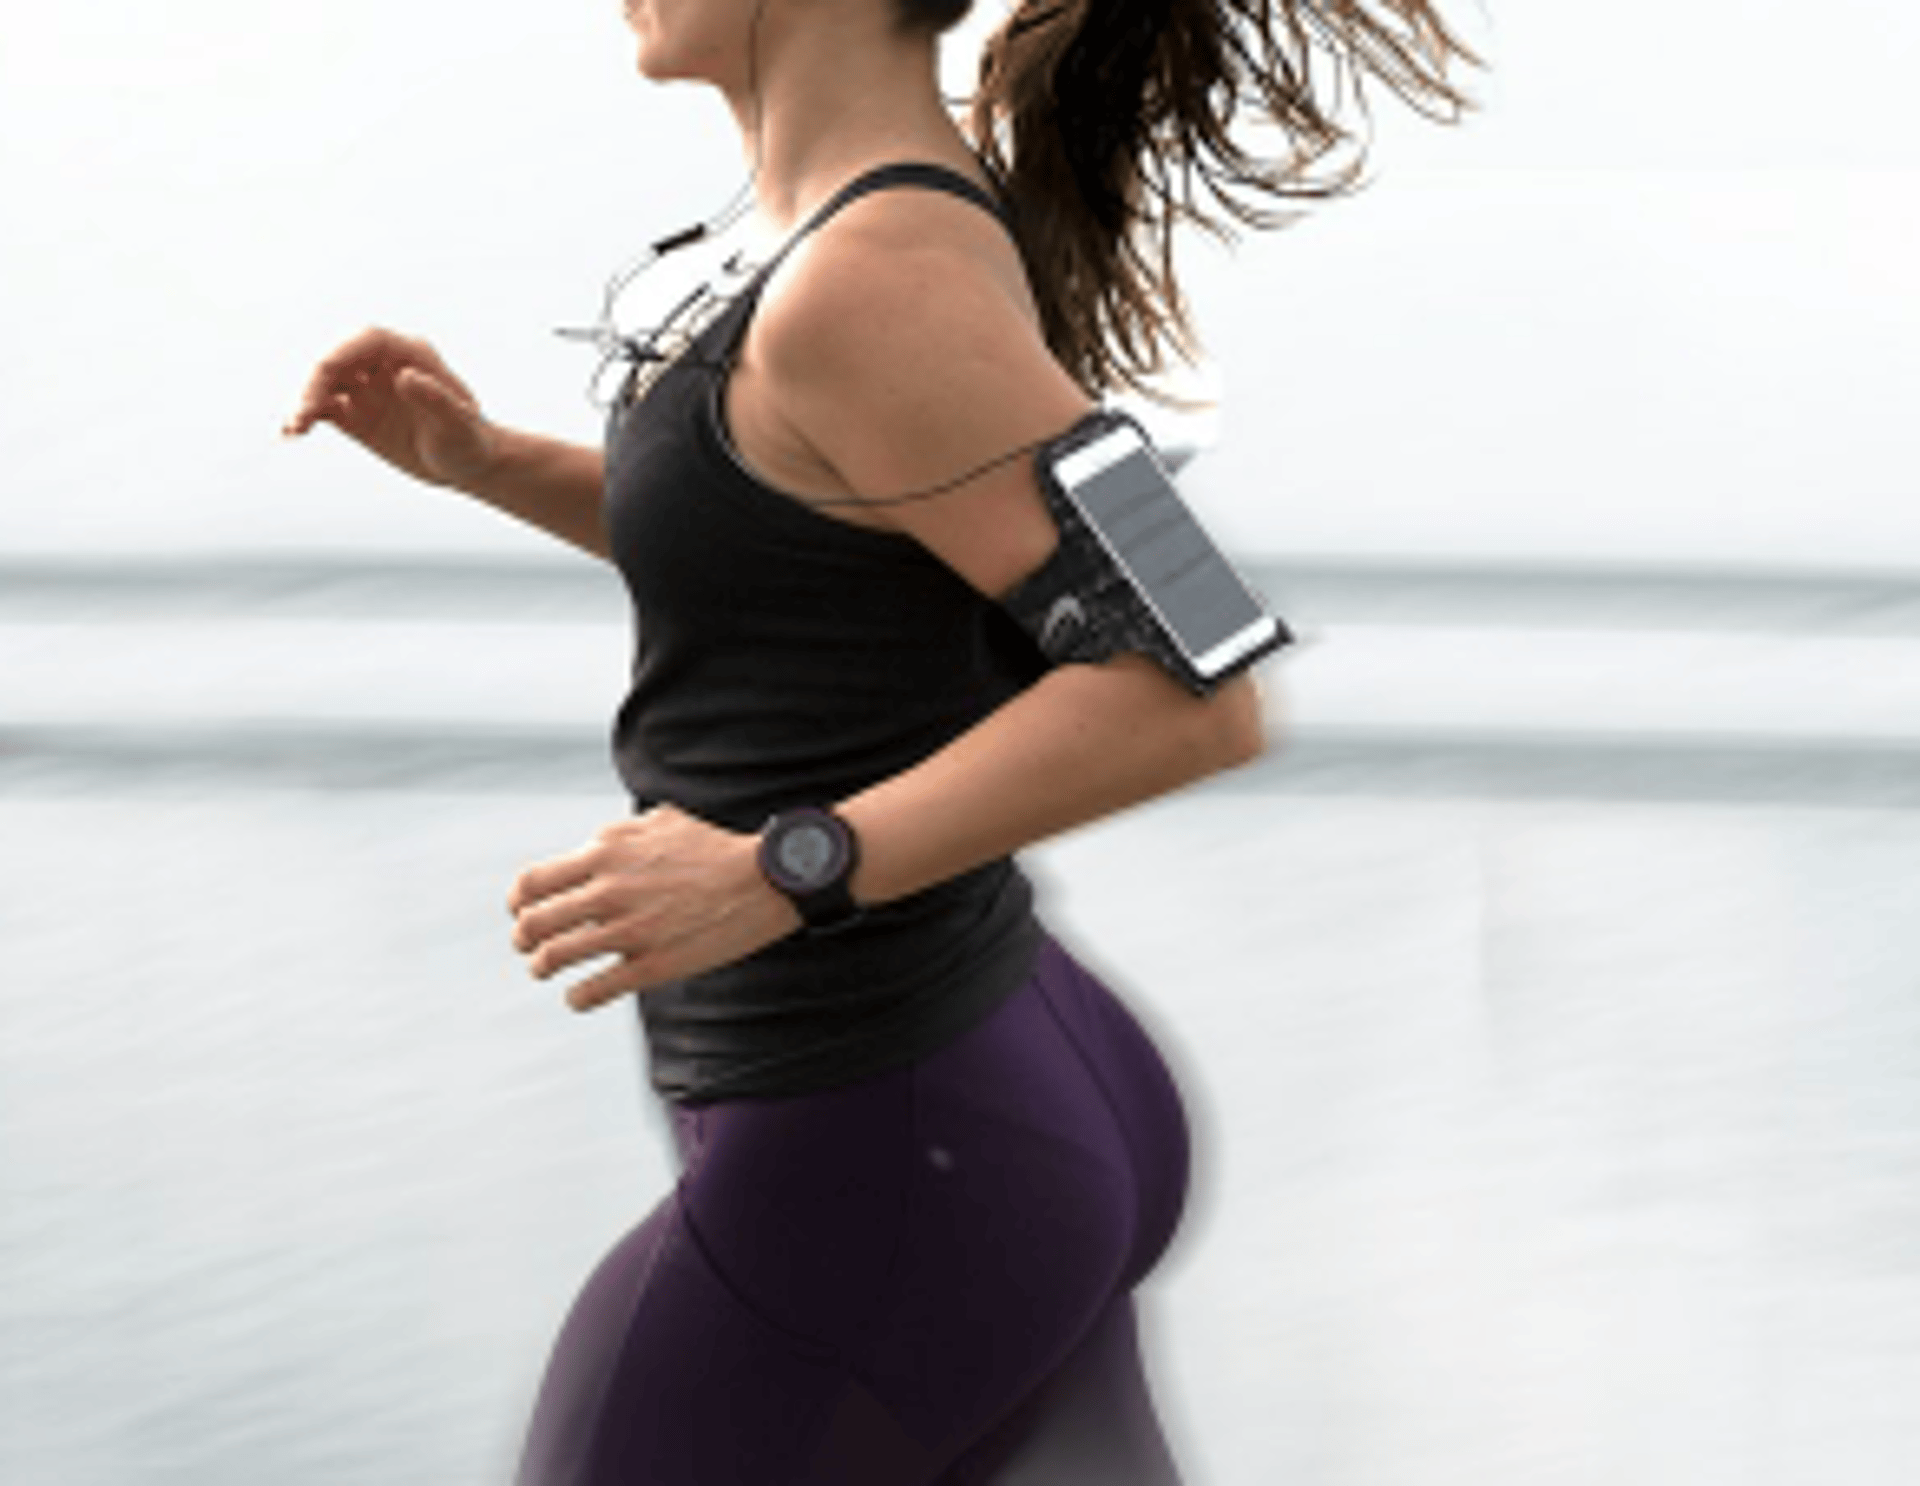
[0,0,1915,562]
[4,3,1920,1485]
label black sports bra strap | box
[808,160,1010,234]
[767,160,1014,276]
[705,161,1016,371]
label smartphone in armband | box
[1041,413,1288,688]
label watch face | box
[759,808,861,929]
[774,822,838,888]
[763,811,853,894]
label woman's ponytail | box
[901,0,1482,401]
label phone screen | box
[1054,427,1278,676]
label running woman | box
[285,1,1475,1479]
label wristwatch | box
[757,806,863,933]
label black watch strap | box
[757,807,863,933]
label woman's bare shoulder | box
[747,184,1093,594]
[758,180,1046,374]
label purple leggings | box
[515,935,1192,1484]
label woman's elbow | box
[1097,653,1277,778]
[1204,672,1276,772]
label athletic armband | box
[998,410,1294,697]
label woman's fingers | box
[508,842,601,918]
[283,327,463,438]
[564,959,652,1014]
[308,326,398,390]
[284,332,388,435]
[286,381,365,432]
[511,876,609,955]
[524,916,624,981]
[398,336,476,403]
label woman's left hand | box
[508,806,801,1011]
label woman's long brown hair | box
[900,0,1481,401]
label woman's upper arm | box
[756,223,1093,597]
[759,216,1272,764]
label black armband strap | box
[998,410,1293,697]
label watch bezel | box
[757,807,862,931]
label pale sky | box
[2,0,1916,566]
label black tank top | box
[603,162,1050,1104]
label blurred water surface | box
[5,561,1920,1485]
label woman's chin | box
[632,39,688,83]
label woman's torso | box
[600,160,1053,1105]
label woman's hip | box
[913,931,1192,1289]
[668,933,1191,1345]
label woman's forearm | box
[462,427,609,559]
[838,657,1272,908]
[505,658,1274,1009]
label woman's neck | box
[719,11,976,235]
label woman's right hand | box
[283,327,500,492]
